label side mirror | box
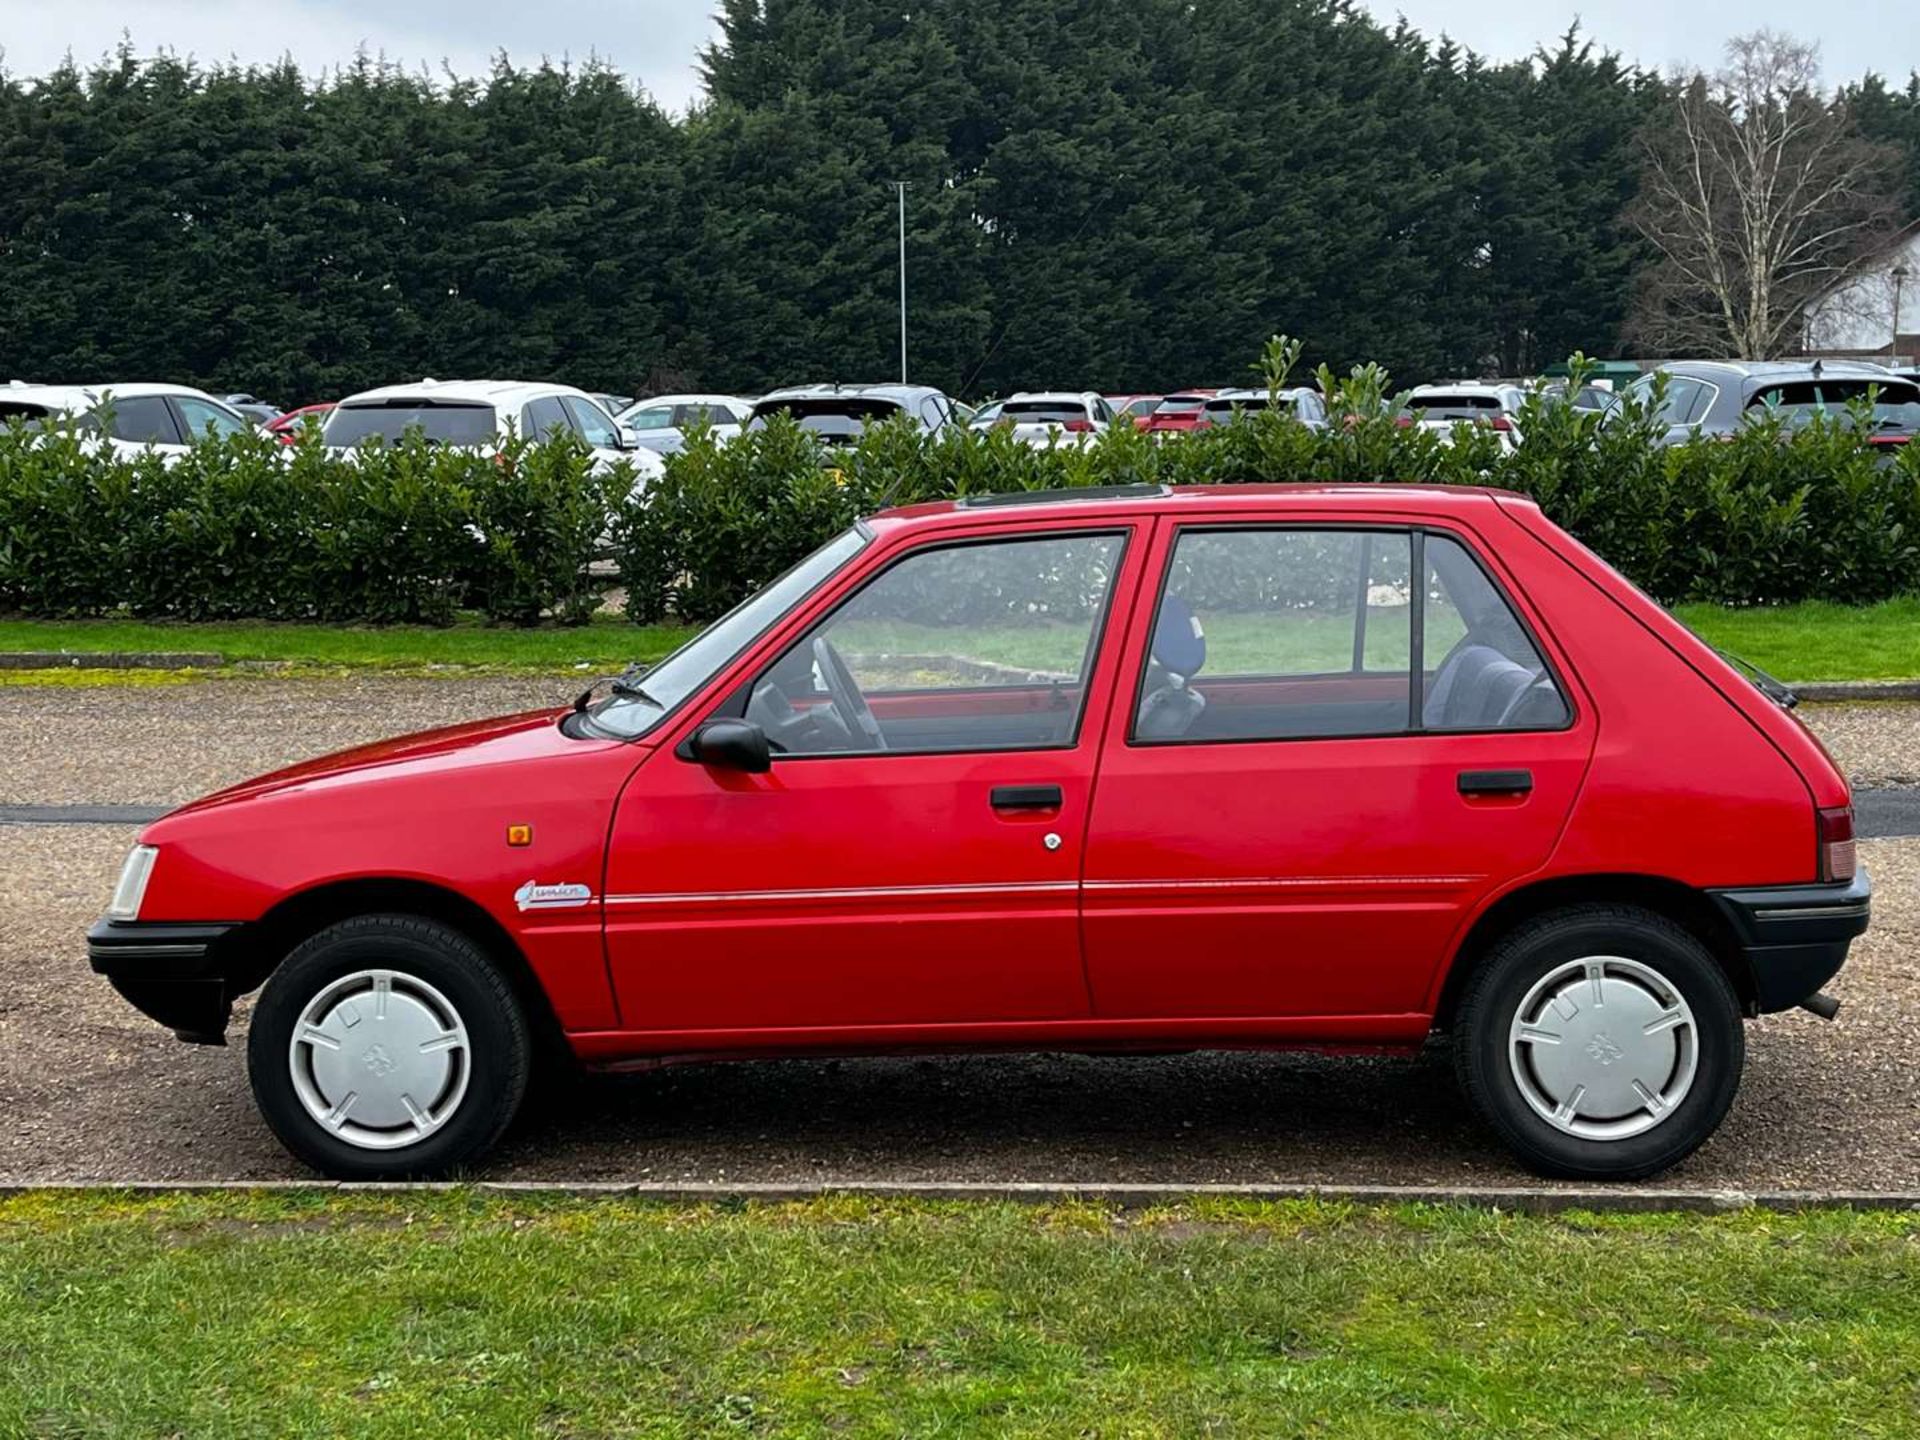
[690,718,772,774]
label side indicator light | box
[507,824,533,848]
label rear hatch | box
[749,397,906,447]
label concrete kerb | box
[4,1179,1920,1213]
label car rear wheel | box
[246,914,530,1180]
[1454,905,1743,1180]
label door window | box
[101,395,183,444]
[563,395,621,447]
[1132,528,1413,743]
[747,532,1126,756]
[172,395,248,440]
[522,396,571,440]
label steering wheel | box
[812,635,888,751]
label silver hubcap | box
[1508,956,1697,1141]
[288,969,470,1151]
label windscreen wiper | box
[572,662,658,713]
[1717,648,1798,710]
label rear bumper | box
[1707,870,1871,1014]
[88,919,244,1044]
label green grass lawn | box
[2,598,1917,684]
[0,1193,1914,1437]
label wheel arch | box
[229,877,566,1046]
[1432,873,1755,1029]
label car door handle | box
[1458,769,1533,796]
[991,784,1063,811]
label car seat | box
[1137,596,1209,739]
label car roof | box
[0,380,226,411]
[1003,391,1101,404]
[620,394,746,410]
[1407,382,1518,397]
[872,482,1521,529]
[334,379,591,407]
[1656,359,1903,391]
[755,382,948,406]
[1206,387,1314,402]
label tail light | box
[1818,805,1856,882]
[1394,415,1415,428]
[1487,416,1514,432]
[1063,419,1093,433]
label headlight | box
[107,845,158,920]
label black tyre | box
[246,914,530,1180]
[1454,904,1743,1181]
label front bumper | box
[1707,870,1871,1014]
[88,919,243,1044]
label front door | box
[603,525,1141,1036]
[1082,519,1596,1024]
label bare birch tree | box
[1626,31,1902,358]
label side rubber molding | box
[87,918,243,1044]
[1707,869,1871,1014]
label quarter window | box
[748,532,1126,757]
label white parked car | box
[0,380,253,460]
[614,394,753,455]
[973,391,1113,447]
[1198,387,1328,429]
[323,380,664,487]
[1396,383,1528,451]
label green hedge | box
[6,342,1920,627]
[0,426,625,624]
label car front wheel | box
[246,914,530,1180]
[1454,904,1743,1181]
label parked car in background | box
[1196,387,1328,429]
[322,380,664,486]
[982,391,1114,447]
[1623,361,1920,452]
[265,403,336,445]
[1106,394,1163,426]
[748,383,959,447]
[591,393,634,418]
[1397,383,1529,451]
[0,381,253,458]
[615,394,754,455]
[1140,390,1220,438]
[92,482,1866,1182]
[1539,381,1620,416]
[223,393,283,425]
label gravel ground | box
[1,678,1915,1187]
[1,821,1913,1188]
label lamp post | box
[889,181,908,383]
[1893,263,1909,364]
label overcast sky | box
[0,1,1916,108]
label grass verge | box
[2,598,1919,683]
[1,1192,1916,1437]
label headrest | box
[1152,596,1207,678]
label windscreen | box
[748,397,904,443]
[1003,401,1089,424]
[1404,394,1504,422]
[323,401,499,446]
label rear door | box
[1081,513,1596,1024]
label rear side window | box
[100,395,182,445]
[1131,527,1567,744]
[324,402,499,446]
[1133,528,1414,743]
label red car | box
[92,483,1868,1180]
[1139,390,1220,437]
[264,402,335,444]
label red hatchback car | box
[92,484,1868,1181]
